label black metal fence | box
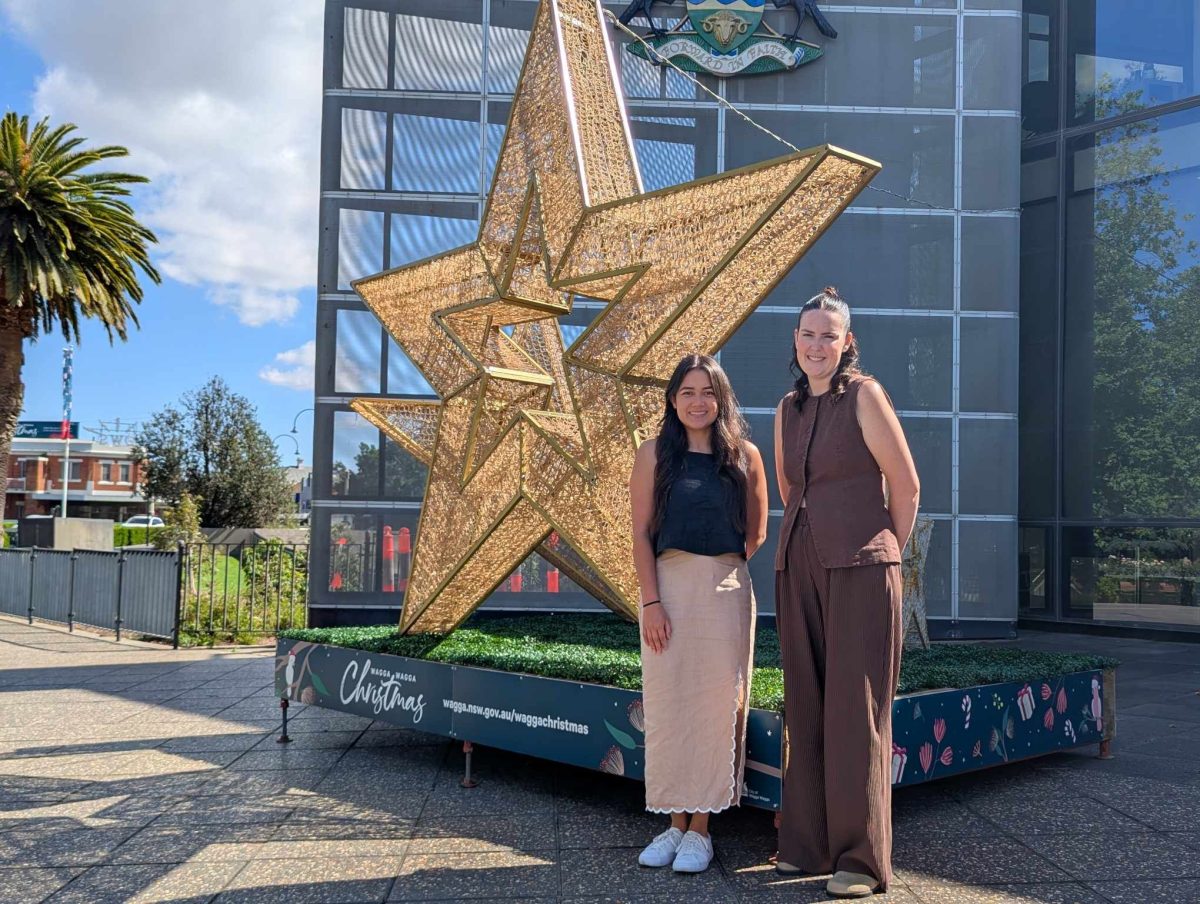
[0,540,310,645]
[0,547,181,642]
[179,541,309,639]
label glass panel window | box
[380,510,419,597]
[329,512,378,593]
[392,106,483,194]
[1019,526,1052,616]
[67,460,81,481]
[332,411,379,498]
[1019,144,1058,520]
[389,212,477,269]
[338,208,384,290]
[783,215,954,311]
[726,112,955,212]
[628,111,718,189]
[959,520,1018,620]
[386,340,436,396]
[727,12,956,109]
[100,462,113,483]
[1021,0,1058,136]
[1064,527,1200,629]
[341,108,387,190]
[383,438,428,500]
[1069,0,1200,126]
[1063,106,1200,518]
[343,8,389,90]
[335,309,381,394]
[119,462,131,483]
[394,7,484,93]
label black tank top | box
[655,451,746,558]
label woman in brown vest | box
[773,288,919,898]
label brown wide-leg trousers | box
[775,508,902,889]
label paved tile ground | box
[1,615,1198,903]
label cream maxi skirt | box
[641,548,756,814]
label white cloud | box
[2,0,323,327]
[259,340,316,392]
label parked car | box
[121,515,165,528]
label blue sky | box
[0,3,322,464]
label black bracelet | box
[642,600,661,608]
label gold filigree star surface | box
[350,0,880,635]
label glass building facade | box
[1019,1,1200,633]
[310,0,1024,635]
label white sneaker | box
[638,827,684,867]
[671,830,713,873]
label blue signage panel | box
[15,421,79,439]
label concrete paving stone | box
[408,813,557,854]
[285,790,428,823]
[1084,879,1200,903]
[556,812,670,850]
[559,846,731,898]
[389,850,558,901]
[1025,831,1200,881]
[107,824,279,864]
[30,792,189,827]
[421,780,556,817]
[962,791,1147,834]
[1120,702,1200,724]
[150,795,297,826]
[252,730,364,751]
[715,842,826,893]
[1086,786,1200,831]
[1115,727,1200,762]
[352,729,446,749]
[220,855,400,904]
[0,826,140,867]
[199,769,332,797]
[907,881,1109,903]
[896,796,1005,837]
[162,733,272,752]
[271,820,415,843]
[45,860,245,903]
[892,837,1071,886]
[1169,833,1200,853]
[3,748,240,779]
[0,866,83,903]
[252,834,410,861]
[316,766,440,797]
[73,770,222,797]
[227,749,345,771]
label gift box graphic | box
[891,743,907,783]
[1016,684,1035,720]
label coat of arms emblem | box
[617,0,837,77]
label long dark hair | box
[651,354,749,538]
[790,285,863,410]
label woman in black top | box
[628,354,769,874]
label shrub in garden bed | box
[280,613,1118,714]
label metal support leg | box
[277,697,292,744]
[460,740,478,788]
[1098,738,1112,759]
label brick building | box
[4,438,148,523]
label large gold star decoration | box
[350,0,880,634]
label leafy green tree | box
[135,377,293,527]
[1076,83,1200,520]
[0,114,159,498]
[153,490,204,550]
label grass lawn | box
[280,613,1119,713]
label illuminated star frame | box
[350,0,880,635]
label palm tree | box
[0,113,159,501]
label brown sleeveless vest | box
[774,374,902,571]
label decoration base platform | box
[276,615,1117,810]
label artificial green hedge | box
[280,613,1118,714]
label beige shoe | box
[826,870,879,898]
[775,860,805,875]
